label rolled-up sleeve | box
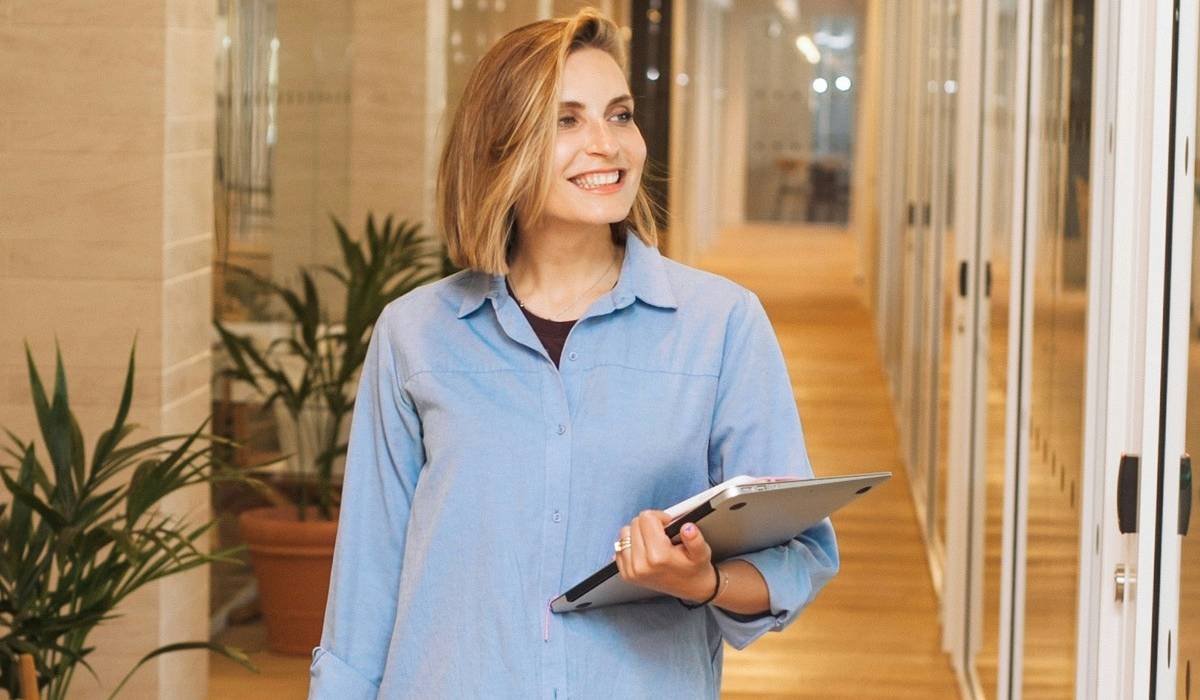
[704,289,840,650]
[309,310,425,698]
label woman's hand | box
[613,510,717,603]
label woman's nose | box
[586,120,619,157]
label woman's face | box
[537,47,646,232]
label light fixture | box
[795,35,821,64]
[774,0,798,21]
[647,67,660,81]
[835,75,851,91]
[812,77,828,94]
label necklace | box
[508,250,621,322]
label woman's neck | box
[506,221,624,319]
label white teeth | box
[571,171,621,189]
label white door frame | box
[1074,0,1121,694]
[943,0,987,679]
[1087,0,1190,697]
[996,0,1035,694]
[1151,0,1199,694]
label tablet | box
[550,471,892,613]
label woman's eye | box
[558,115,577,128]
[613,110,634,123]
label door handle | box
[1117,454,1139,534]
[1114,564,1134,602]
[1180,454,1193,536]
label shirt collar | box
[455,227,678,319]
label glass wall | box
[1021,0,1094,696]
[1176,47,1200,700]
[740,1,861,224]
[971,0,1020,693]
[215,0,353,323]
[889,0,960,580]
[927,0,960,575]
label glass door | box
[899,0,934,547]
[966,0,1020,694]
[1017,1,1094,696]
[1176,20,1200,694]
[1080,0,1192,697]
[1158,1,1200,697]
[921,0,962,585]
[901,0,963,588]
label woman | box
[309,8,838,699]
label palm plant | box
[0,342,256,700]
[215,213,448,521]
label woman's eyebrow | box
[559,94,634,109]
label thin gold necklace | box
[509,250,620,322]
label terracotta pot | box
[238,505,339,656]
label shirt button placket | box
[541,368,571,699]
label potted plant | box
[0,342,256,700]
[214,213,447,655]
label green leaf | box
[92,341,137,477]
[0,467,67,531]
[106,641,258,700]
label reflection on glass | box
[1176,45,1200,700]
[215,0,353,323]
[1022,0,1093,697]
[742,3,860,224]
[445,0,542,119]
[899,0,932,534]
[971,0,1018,694]
[932,0,960,570]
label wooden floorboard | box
[209,223,960,698]
[698,224,959,699]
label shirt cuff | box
[308,646,380,699]
[707,602,790,650]
[708,523,839,650]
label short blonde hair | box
[436,7,660,274]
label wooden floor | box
[209,223,960,698]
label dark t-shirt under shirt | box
[505,278,576,367]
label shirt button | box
[552,510,562,523]
[568,351,578,361]
[556,424,566,435]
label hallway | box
[701,224,958,699]
[209,224,960,698]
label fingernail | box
[683,523,695,535]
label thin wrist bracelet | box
[677,562,722,610]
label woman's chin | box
[541,208,634,230]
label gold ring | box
[614,537,632,553]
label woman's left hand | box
[614,510,716,603]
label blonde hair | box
[436,7,660,274]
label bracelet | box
[677,562,722,609]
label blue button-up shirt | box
[308,231,839,699]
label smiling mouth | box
[569,169,626,190]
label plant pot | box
[238,505,339,656]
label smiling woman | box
[307,7,839,700]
